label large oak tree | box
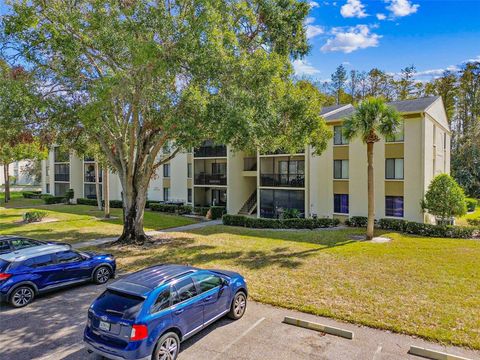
[2,0,330,243]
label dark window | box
[260,189,305,218]
[26,254,55,268]
[11,238,41,250]
[55,182,69,196]
[56,251,83,263]
[187,163,192,178]
[172,278,198,304]
[95,290,144,320]
[212,163,226,175]
[163,188,170,201]
[0,240,11,252]
[334,160,349,179]
[54,164,70,182]
[151,288,171,313]
[334,194,349,214]
[334,126,348,145]
[85,184,102,200]
[46,184,50,194]
[386,196,404,217]
[187,188,192,203]
[163,164,170,178]
[192,274,223,293]
[385,159,404,179]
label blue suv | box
[84,264,248,360]
[0,244,116,307]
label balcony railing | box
[54,174,70,182]
[194,173,227,185]
[84,175,102,183]
[194,145,227,158]
[261,148,305,155]
[243,157,257,171]
[260,173,305,187]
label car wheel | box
[93,266,111,284]
[10,286,35,308]
[228,291,247,320]
[153,332,180,360]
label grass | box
[0,192,197,243]
[97,225,480,350]
[457,201,480,226]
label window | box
[192,274,223,293]
[26,254,55,268]
[11,238,41,250]
[163,187,170,201]
[334,194,349,214]
[333,126,348,145]
[386,196,404,217]
[0,240,11,252]
[56,251,82,263]
[163,163,170,178]
[54,183,69,196]
[54,164,70,182]
[151,288,171,313]
[386,121,404,142]
[334,160,349,179]
[46,184,50,194]
[94,290,144,320]
[187,163,192,178]
[85,184,102,199]
[187,188,192,203]
[443,133,447,151]
[212,162,226,175]
[172,278,198,304]
[260,189,305,218]
[385,159,404,179]
[84,163,102,183]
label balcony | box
[261,148,305,156]
[260,173,305,187]
[243,157,257,171]
[54,173,70,182]
[194,145,227,158]
[84,174,103,183]
[194,173,227,186]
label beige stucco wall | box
[404,117,424,222]
[309,139,333,218]
[227,150,256,214]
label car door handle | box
[204,296,213,302]
[174,309,184,315]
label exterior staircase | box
[239,190,257,215]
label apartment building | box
[1,160,38,186]
[41,96,450,223]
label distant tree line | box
[313,62,480,198]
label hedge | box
[23,210,48,223]
[194,206,210,216]
[76,198,98,206]
[345,216,368,227]
[207,206,226,220]
[378,217,477,239]
[222,215,340,229]
[150,203,192,215]
[22,191,42,199]
[467,218,480,226]
[466,198,478,212]
[146,200,161,208]
[42,195,65,204]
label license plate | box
[99,321,111,331]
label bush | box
[146,200,161,209]
[109,200,123,208]
[222,215,339,229]
[466,198,478,212]
[467,218,480,226]
[150,203,192,215]
[376,219,477,239]
[194,206,210,216]
[22,191,42,199]
[345,216,368,227]
[282,208,301,219]
[207,206,226,220]
[76,198,98,206]
[23,210,47,223]
[42,195,65,204]
[377,218,408,232]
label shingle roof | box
[320,104,348,115]
[322,96,440,121]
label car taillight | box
[0,273,11,281]
[130,324,148,341]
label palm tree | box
[343,97,402,240]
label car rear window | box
[0,259,10,272]
[95,290,144,320]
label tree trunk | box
[94,161,102,210]
[366,142,375,240]
[3,163,10,203]
[104,168,110,219]
[116,180,148,244]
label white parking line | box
[213,317,266,359]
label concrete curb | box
[408,346,473,360]
[283,316,354,340]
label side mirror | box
[222,279,229,287]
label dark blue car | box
[84,264,248,360]
[0,244,116,307]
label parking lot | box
[1,280,479,360]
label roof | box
[322,96,441,121]
[320,104,349,116]
[0,244,71,262]
[107,264,198,297]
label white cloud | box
[293,59,321,76]
[321,25,381,53]
[309,1,320,8]
[340,0,368,18]
[305,17,324,39]
[385,0,419,17]
[376,13,387,20]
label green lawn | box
[457,204,480,226]
[0,192,197,243]
[99,225,480,349]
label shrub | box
[377,218,408,232]
[23,210,47,223]
[467,218,480,226]
[42,195,65,204]
[194,206,210,216]
[222,215,339,229]
[466,198,478,212]
[65,189,75,204]
[22,191,42,199]
[76,198,98,206]
[109,200,123,208]
[207,206,226,220]
[146,200,161,208]
[150,203,192,215]
[400,221,475,239]
[345,216,368,227]
[282,208,301,219]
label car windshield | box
[0,259,11,272]
[94,289,144,320]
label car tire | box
[228,291,247,320]
[153,332,180,360]
[93,266,111,284]
[10,286,35,308]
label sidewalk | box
[72,219,222,249]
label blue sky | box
[1,1,479,82]
[296,0,480,81]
